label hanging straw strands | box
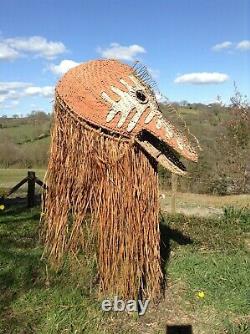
[41,100,162,300]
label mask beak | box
[135,110,198,175]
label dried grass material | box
[41,101,162,300]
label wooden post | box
[4,170,45,208]
[171,173,177,214]
[27,171,36,208]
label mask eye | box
[136,90,148,104]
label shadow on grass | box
[0,203,43,330]
[0,213,41,225]
[159,213,193,291]
[1,194,42,213]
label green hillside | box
[0,113,51,169]
[0,102,249,195]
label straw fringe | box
[41,101,162,300]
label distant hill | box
[0,104,249,194]
[0,112,51,169]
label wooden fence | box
[1,170,177,212]
[2,171,46,208]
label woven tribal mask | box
[56,59,198,174]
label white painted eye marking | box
[177,140,184,150]
[111,86,124,98]
[165,124,174,138]
[101,92,114,105]
[127,121,137,132]
[128,75,138,85]
[156,119,163,129]
[101,75,162,132]
[119,79,131,90]
[144,110,155,124]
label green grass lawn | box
[156,209,250,333]
[0,203,249,333]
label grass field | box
[0,201,249,333]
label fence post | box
[27,171,36,208]
[171,173,177,214]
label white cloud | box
[0,100,20,110]
[174,72,230,85]
[211,40,250,52]
[0,82,32,104]
[0,81,31,94]
[236,40,250,50]
[23,86,54,98]
[211,41,232,51]
[49,59,80,75]
[0,81,54,109]
[0,42,19,60]
[10,100,19,106]
[97,43,146,61]
[0,36,67,60]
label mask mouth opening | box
[136,130,187,175]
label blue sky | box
[0,0,249,116]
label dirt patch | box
[159,192,250,217]
[161,204,223,217]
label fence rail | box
[2,171,46,208]
[1,171,178,212]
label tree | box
[215,84,250,194]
